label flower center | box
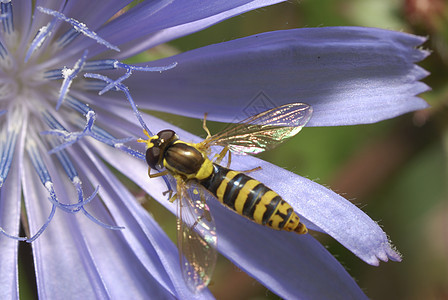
[0,32,56,105]
[0,3,177,243]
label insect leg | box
[227,151,232,168]
[170,175,185,203]
[148,169,169,178]
[240,166,262,173]
[212,146,259,172]
[162,188,174,200]
[169,193,178,203]
[202,113,212,138]
[213,145,230,166]
[148,168,174,199]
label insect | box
[138,103,313,293]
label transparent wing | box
[201,103,313,155]
[176,181,217,293]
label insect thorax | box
[164,141,214,181]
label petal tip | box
[368,241,402,266]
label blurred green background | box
[139,0,448,299]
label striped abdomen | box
[199,164,307,234]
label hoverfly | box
[138,103,313,293]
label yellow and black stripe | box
[200,164,307,234]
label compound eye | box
[157,129,177,142]
[146,146,161,170]
[145,129,178,170]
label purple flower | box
[0,1,428,299]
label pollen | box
[61,67,74,78]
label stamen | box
[0,124,18,189]
[26,138,122,242]
[73,179,123,230]
[42,109,143,160]
[49,137,123,230]
[113,143,145,161]
[73,179,99,211]
[79,78,107,91]
[55,27,81,49]
[25,140,58,242]
[0,123,26,238]
[77,117,134,146]
[56,50,88,110]
[84,73,152,135]
[42,110,65,131]
[43,181,91,213]
[24,18,57,62]
[65,95,94,115]
[26,141,82,234]
[25,205,56,243]
[0,110,22,246]
[0,40,8,59]
[37,6,120,52]
[45,59,176,96]
[26,141,58,195]
[83,59,178,73]
[0,0,13,34]
[85,61,177,94]
[82,61,176,134]
[42,110,97,153]
[43,68,65,80]
[0,43,12,69]
[81,122,143,159]
[0,227,27,241]
[83,59,117,71]
[98,69,132,95]
[82,73,174,193]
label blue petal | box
[34,1,132,65]
[59,0,133,31]
[28,0,66,40]
[0,137,22,299]
[227,153,402,266]
[22,139,182,298]
[11,0,32,46]
[0,110,26,298]
[209,202,368,299]
[23,156,107,298]
[71,0,285,58]
[127,27,429,126]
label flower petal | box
[22,155,107,298]
[28,0,66,40]
[127,26,429,126]
[22,138,181,298]
[44,0,133,63]
[12,0,32,46]
[61,0,133,31]
[0,131,23,299]
[77,0,285,58]
[227,153,402,266]
[208,200,368,299]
